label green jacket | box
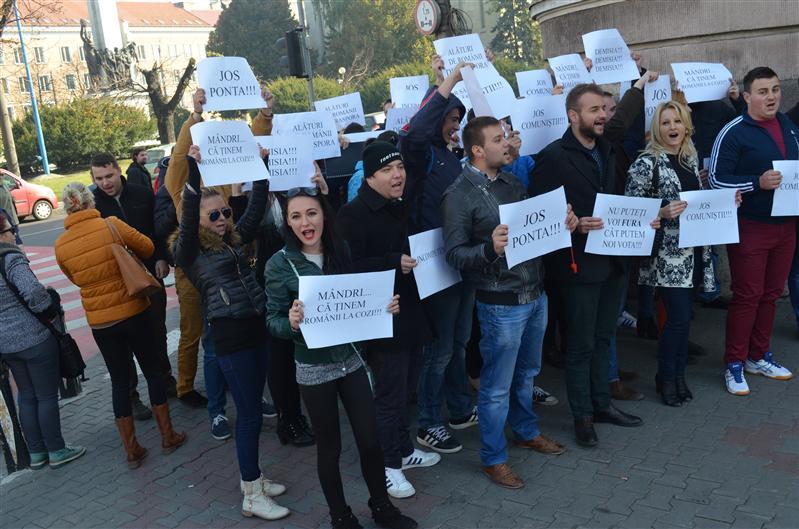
[264,246,357,364]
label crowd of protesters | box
[0,39,797,529]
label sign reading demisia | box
[408,228,462,299]
[510,94,568,156]
[499,187,572,269]
[671,62,733,103]
[547,54,593,94]
[253,135,315,192]
[771,160,799,216]
[272,111,341,160]
[516,69,554,97]
[585,194,662,256]
[298,270,395,349]
[677,189,739,248]
[190,120,269,186]
[390,75,430,108]
[314,92,366,130]
[197,57,263,112]
[582,28,640,85]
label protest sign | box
[585,194,662,255]
[385,106,418,132]
[582,29,640,84]
[314,92,365,130]
[298,270,395,349]
[253,135,315,191]
[510,94,568,156]
[462,66,517,120]
[461,66,492,117]
[771,160,799,216]
[547,54,593,94]
[644,74,672,131]
[678,189,739,248]
[499,187,571,269]
[344,130,382,143]
[516,69,554,97]
[197,57,263,112]
[272,111,341,160]
[671,62,733,103]
[190,120,269,186]
[390,75,429,108]
[409,228,462,299]
[433,33,493,77]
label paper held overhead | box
[190,120,269,186]
[197,56,264,112]
[581,28,640,84]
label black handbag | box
[0,253,86,379]
[650,160,665,259]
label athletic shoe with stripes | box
[385,467,415,498]
[448,407,478,430]
[401,448,441,470]
[416,426,462,454]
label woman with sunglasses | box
[171,146,289,521]
[265,187,415,529]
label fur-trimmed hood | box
[168,224,241,258]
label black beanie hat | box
[363,141,403,178]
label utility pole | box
[0,88,19,175]
[296,0,315,111]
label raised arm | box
[166,89,205,212]
[111,216,154,260]
[171,155,202,268]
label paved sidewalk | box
[1,300,797,529]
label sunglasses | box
[286,187,319,198]
[208,208,232,222]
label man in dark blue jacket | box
[709,66,798,395]
[399,60,478,454]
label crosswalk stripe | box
[33,264,62,274]
[29,255,56,265]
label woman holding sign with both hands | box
[626,101,741,407]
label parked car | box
[144,143,174,175]
[1,168,59,221]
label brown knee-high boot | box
[152,403,187,454]
[115,416,147,469]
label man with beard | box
[529,84,644,448]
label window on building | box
[34,47,45,63]
[38,75,52,92]
[60,46,71,62]
[83,73,92,88]
[173,69,181,82]
[14,47,22,64]
[137,45,146,60]
[65,74,76,90]
[79,46,85,61]
[22,105,32,115]
[0,49,4,64]
[1,78,7,94]
[6,106,15,121]
[18,77,30,92]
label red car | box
[1,168,59,221]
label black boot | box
[637,317,659,340]
[675,375,693,402]
[660,378,682,407]
[276,417,315,447]
[331,507,363,529]
[574,416,598,447]
[369,498,417,529]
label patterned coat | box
[625,152,715,291]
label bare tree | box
[133,59,196,144]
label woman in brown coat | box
[55,182,186,468]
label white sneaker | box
[725,362,750,396]
[241,478,290,520]
[385,467,416,498]
[617,310,638,329]
[401,448,441,470]
[744,352,793,380]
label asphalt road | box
[18,208,66,247]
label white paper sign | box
[771,160,799,216]
[585,194,662,255]
[461,66,492,117]
[409,228,462,299]
[314,92,365,130]
[671,62,733,104]
[678,189,739,248]
[385,106,418,132]
[197,57,263,112]
[516,69,554,97]
[582,29,640,85]
[390,75,429,108]
[500,187,571,269]
[510,95,568,157]
[461,66,517,120]
[433,33,494,77]
[190,120,269,186]
[298,270,395,349]
[644,74,672,132]
[345,131,382,143]
[253,135,315,191]
[547,54,593,94]
[272,111,341,160]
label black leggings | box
[266,335,302,422]
[299,367,387,517]
[92,309,167,418]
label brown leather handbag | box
[105,219,162,298]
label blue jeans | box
[202,315,226,419]
[790,239,799,329]
[476,294,547,466]
[217,344,268,482]
[417,283,475,429]
[657,287,693,379]
[638,284,656,319]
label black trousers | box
[129,288,172,399]
[266,335,302,422]
[93,309,167,418]
[299,367,388,518]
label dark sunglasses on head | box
[208,207,232,222]
[286,187,319,198]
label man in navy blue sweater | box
[709,67,799,396]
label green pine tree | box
[488,0,543,68]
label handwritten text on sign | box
[516,69,553,97]
[190,120,269,186]
[585,194,662,256]
[510,94,568,156]
[433,33,493,77]
[678,189,739,248]
[197,57,263,112]
[390,75,429,108]
[771,160,799,216]
[547,54,593,94]
[272,111,341,160]
[671,62,733,104]
[298,270,395,349]
[644,74,672,132]
[254,135,315,191]
[499,186,571,269]
[314,92,365,130]
[408,228,462,299]
[582,28,640,85]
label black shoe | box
[165,376,178,399]
[178,390,208,409]
[298,414,315,437]
[701,297,729,310]
[331,507,363,529]
[369,498,417,529]
[131,396,152,421]
[687,341,706,356]
[659,377,682,407]
[637,317,659,340]
[277,417,315,447]
[675,375,693,402]
[593,404,643,427]
[574,416,598,448]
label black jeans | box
[129,288,172,399]
[299,367,388,518]
[93,309,167,418]
[369,348,421,468]
[657,287,693,380]
[266,335,301,422]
